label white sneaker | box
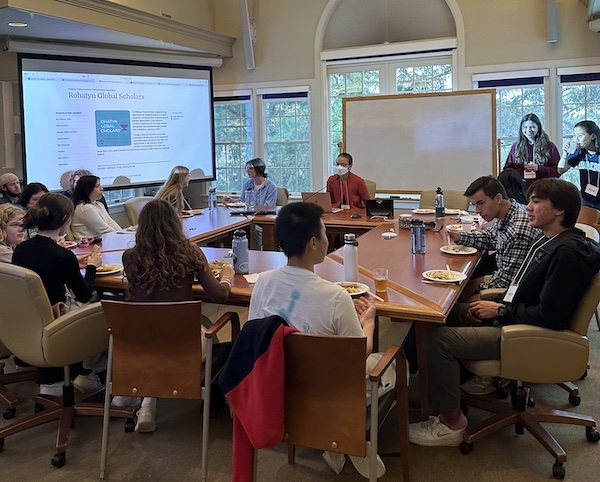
[135,406,156,433]
[39,382,64,397]
[322,451,346,474]
[73,373,103,393]
[112,396,142,408]
[348,442,386,479]
[408,416,465,447]
[461,375,495,395]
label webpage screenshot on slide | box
[20,56,215,190]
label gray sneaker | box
[461,375,495,395]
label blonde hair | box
[0,204,25,245]
[155,165,189,213]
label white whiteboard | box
[343,90,497,192]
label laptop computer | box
[301,192,342,213]
[365,199,394,219]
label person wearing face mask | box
[326,153,371,209]
[503,113,560,187]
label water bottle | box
[344,233,359,282]
[232,229,249,274]
[411,220,426,254]
[245,188,255,211]
[435,187,445,217]
[208,187,217,211]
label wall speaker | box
[547,0,558,43]
[239,0,255,70]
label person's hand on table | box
[87,248,103,268]
[218,263,235,284]
[525,162,538,172]
[354,296,376,328]
[468,300,502,322]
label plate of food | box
[96,264,123,275]
[335,281,370,297]
[226,202,246,208]
[412,208,435,214]
[209,260,230,277]
[440,245,478,255]
[179,211,193,218]
[446,224,464,231]
[189,209,204,215]
[64,241,78,249]
[444,208,462,215]
[422,269,467,283]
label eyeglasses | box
[246,166,255,171]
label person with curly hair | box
[154,165,192,214]
[119,198,234,432]
[503,113,560,187]
[0,204,26,262]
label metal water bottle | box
[435,187,445,217]
[344,233,359,282]
[411,220,426,254]
[232,229,249,274]
[245,188,255,211]
[208,187,217,211]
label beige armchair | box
[364,179,376,199]
[419,189,469,211]
[123,196,153,225]
[276,186,289,206]
[460,273,600,479]
[0,263,133,468]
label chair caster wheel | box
[552,461,565,480]
[568,394,581,406]
[124,418,135,432]
[34,403,45,413]
[51,452,66,468]
[459,441,473,454]
[0,437,5,452]
[586,426,600,442]
[3,407,16,419]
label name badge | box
[585,184,599,197]
[524,170,536,180]
[341,204,351,210]
[503,284,518,303]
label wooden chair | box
[0,341,36,419]
[419,189,469,211]
[364,179,377,199]
[256,334,410,482]
[0,263,134,468]
[276,187,289,206]
[576,205,600,226]
[460,273,600,480]
[99,300,240,482]
[123,196,153,225]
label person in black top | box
[12,193,103,396]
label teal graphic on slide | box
[95,110,131,147]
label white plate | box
[226,202,246,208]
[189,209,204,215]
[64,241,78,249]
[412,208,435,214]
[96,264,123,276]
[179,212,193,218]
[440,245,477,255]
[444,208,462,215]
[335,282,370,297]
[422,269,467,283]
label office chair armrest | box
[478,288,507,300]
[368,345,401,382]
[205,311,241,342]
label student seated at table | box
[117,198,234,432]
[61,168,109,211]
[155,165,192,214]
[17,182,48,210]
[0,172,21,206]
[248,201,394,479]
[0,204,26,263]
[70,175,121,240]
[326,153,370,209]
[409,179,600,447]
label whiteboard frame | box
[342,89,497,193]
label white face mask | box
[336,166,349,176]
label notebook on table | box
[301,192,342,213]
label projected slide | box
[20,56,214,191]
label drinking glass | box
[373,268,388,292]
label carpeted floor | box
[1,310,599,481]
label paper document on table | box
[243,273,261,284]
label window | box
[213,96,253,193]
[261,92,311,193]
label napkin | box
[243,273,261,284]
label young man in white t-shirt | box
[248,201,385,479]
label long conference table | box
[87,205,481,418]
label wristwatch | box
[497,305,506,318]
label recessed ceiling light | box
[8,22,28,28]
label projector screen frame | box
[18,53,216,193]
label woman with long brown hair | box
[120,198,233,432]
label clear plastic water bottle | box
[344,233,359,282]
[208,187,217,211]
[245,188,255,211]
[232,229,249,274]
[435,187,445,217]
[411,220,426,254]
